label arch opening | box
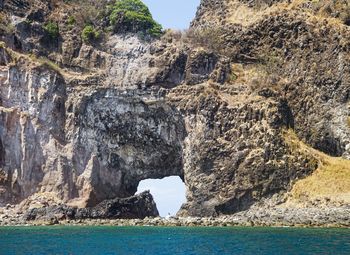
[136,176,186,217]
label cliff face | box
[0,0,349,220]
[193,0,350,158]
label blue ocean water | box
[0,226,349,255]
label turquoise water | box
[0,226,349,254]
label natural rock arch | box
[72,89,187,207]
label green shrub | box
[109,0,162,37]
[81,25,100,43]
[67,16,76,26]
[43,21,59,38]
[229,72,238,82]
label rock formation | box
[24,191,159,222]
[0,0,349,222]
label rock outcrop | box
[0,0,349,222]
[24,191,159,222]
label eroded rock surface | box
[72,89,186,206]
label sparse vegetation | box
[227,64,245,84]
[161,27,229,55]
[0,42,62,73]
[309,0,350,25]
[0,12,15,34]
[240,49,285,91]
[259,49,283,75]
[0,43,18,64]
[38,60,62,73]
[229,72,238,82]
[181,27,227,54]
[76,4,100,27]
[81,25,101,43]
[60,0,106,29]
[109,0,163,37]
[28,54,62,73]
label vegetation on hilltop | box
[60,0,163,42]
[109,0,163,37]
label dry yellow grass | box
[228,0,349,28]
[284,129,350,205]
[291,157,350,203]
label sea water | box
[0,226,349,255]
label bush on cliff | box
[109,0,162,37]
[67,16,76,26]
[43,21,59,39]
[82,25,100,44]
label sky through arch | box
[137,176,186,217]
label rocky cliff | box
[0,0,349,223]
